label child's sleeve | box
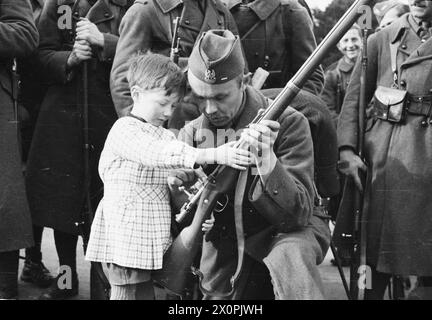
[108,119,201,169]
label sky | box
[306,0,333,11]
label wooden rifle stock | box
[153,0,374,297]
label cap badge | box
[204,69,216,83]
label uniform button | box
[273,190,278,195]
[383,112,387,118]
[400,80,406,87]
[401,44,407,49]
[255,52,259,57]
[185,20,190,25]
[429,89,432,93]
[222,226,227,231]
[104,13,110,18]
[249,209,253,214]
[217,20,222,25]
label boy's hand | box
[76,18,105,48]
[212,142,253,170]
[202,213,215,233]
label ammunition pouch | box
[373,86,408,123]
[373,86,432,124]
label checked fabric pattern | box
[86,116,199,270]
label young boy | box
[85,52,252,300]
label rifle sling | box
[198,170,247,298]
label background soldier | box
[338,0,432,299]
[170,30,331,299]
[18,0,55,290]
[0,0,39,300]
[110,0,240,117]
[321,24,362,126]
[222,0,324,95]
[25,0,133,300]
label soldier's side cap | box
[189,29,245,85]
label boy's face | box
[337,29,362,62]
[131,86,179,126]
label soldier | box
[338,0,432,299]
[0,0,39,300]
[110,0,240,117]
[17,0,55,291]
[321,24,362,126]
[221,0,324,95]
[25,0,133,300]
[169,30,331,299]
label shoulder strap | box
[390,40,401,88]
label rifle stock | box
[154,0,374,297]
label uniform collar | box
[154,0,183,13]
[337,57,355,73]
[224,0,279,20]
[389,13,411,43]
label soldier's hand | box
[67,39,92,68]
[242,120,280,177]
[75,18,104,48]
[167,169,204,191]
[338,149,367,192]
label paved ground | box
[17,228,349,300]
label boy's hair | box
[127,52,186,98]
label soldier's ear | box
[336,42,344,54]
[243,72,252,87]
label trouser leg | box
[364,268,390,300]
[25,225,43,263]
[54,230,78,280]
[263,231,327,300]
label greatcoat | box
[26,0,133,235]
[0,0,39,252]
[338,13,432,275]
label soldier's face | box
[188,72,246,128]
[338,29,362,61]
[409,0,432,20]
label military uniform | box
[0,0,39,298]
[110,0,239,116]
[321,58,355,125]
[222,0,324,95]
[26,0,133,236]
[338,13,432,277]
[180,86,331,299]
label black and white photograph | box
[1,0,432,308]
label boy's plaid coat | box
[86,116,198,269]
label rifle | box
[333,27,370,300]
[350,27,369,300]
[153,0,374,297]
[11,59,21,158]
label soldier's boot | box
[0,251,19,300]
[20,259,54,288]
[37,273,79,300]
